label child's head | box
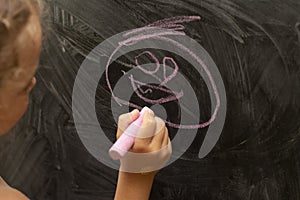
[0,0,42,135]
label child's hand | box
[116,109,172,174]
[114,109,172,200]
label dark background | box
[1,0,300,199]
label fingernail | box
[145,110,155,118]
[131,109,139,116]
[148,109,154,116]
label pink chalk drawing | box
[73,15,227,165]
[105,16,220,129]
[130,50,183,104]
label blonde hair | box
[0,0,43,87]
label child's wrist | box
[119,169,157,179]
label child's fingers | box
[150,117,167,148]
[116,109,139,139]
[134,110,156,143]
[141,109,155,126]
[157,126,168,147]
[118,109,140,129]
[162,127,169,146]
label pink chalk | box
[109,107,150,160]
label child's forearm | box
[114,171,156,200]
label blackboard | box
[0,0,300,199]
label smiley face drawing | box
[72,16,227,171]
[128,50,184,106]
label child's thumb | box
[135,109,156,139]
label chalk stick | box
[109,107,151,160]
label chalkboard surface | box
[1,0,300,199]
